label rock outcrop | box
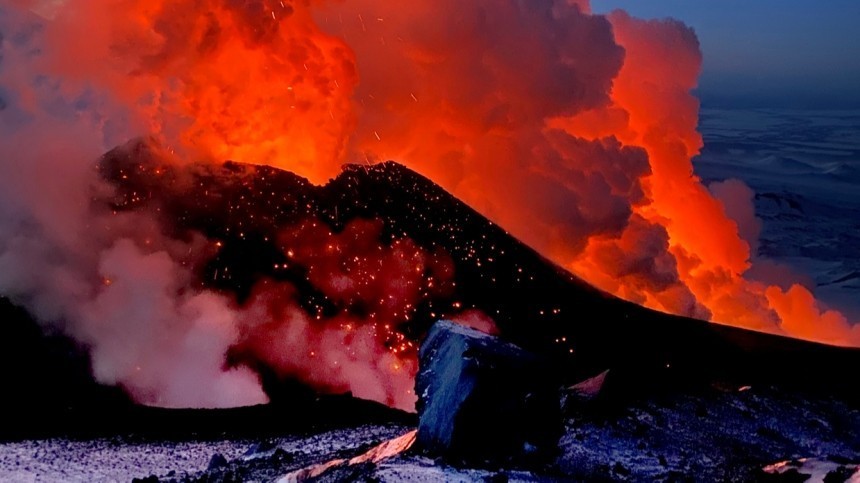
[415,320,562,464]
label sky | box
[592,1,860,109]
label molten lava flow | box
[280,430,417,481]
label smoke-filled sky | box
[593,0,860,109]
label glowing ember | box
[278,430,417,482]
[235,217,459,409]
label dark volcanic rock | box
[558,386,860,481]
[415,320,562,463]
[207,453,228,470]
[0,298,134,440]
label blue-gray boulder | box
[415,320,562,464]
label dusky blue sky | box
[592,1,860,109]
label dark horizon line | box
[696,93,860,111]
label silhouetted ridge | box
[96,138,860,399]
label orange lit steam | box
[23,0,357,183]
[13,0,859,349]
[564,11,860,346]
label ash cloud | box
[326,0,711,320]
[324,0,653,264]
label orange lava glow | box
[564,11,860,346]
[20,0,858,346]
[26,0,357,184]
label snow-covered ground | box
[0,425,410,482]
[0,436,255,482]
[695,108,860,322]
[5,385,851,482]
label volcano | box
[1,139,859,480]
[94,138,859,399]
[2,137,858,421]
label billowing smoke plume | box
[0,7,267,406]
[320,2,858,344]
[576,11,858,343]
[1,0,857,409]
